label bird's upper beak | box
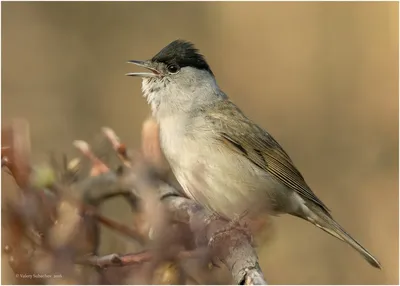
[125,60,160,78]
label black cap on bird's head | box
[126,40,213,77]
[151,40,213,74]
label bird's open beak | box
[125,60,160,78]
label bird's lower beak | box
[126,60,160,78]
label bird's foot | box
[207,211,254,253]
[204,212,222,225]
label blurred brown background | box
[1,1,398,284]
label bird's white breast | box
[158,114,281,218]
[158,115,189,165]
[158,114,203,202]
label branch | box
[162,193,266,285]
[76,249,203,268]
[70,168,267,284]
[2,119,267,285]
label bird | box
[126,39,381,269]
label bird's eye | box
[167,64,180,74]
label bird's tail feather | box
[306,207,381,269]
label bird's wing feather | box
[204,100,330,213]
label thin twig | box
[68,170,267,284]
[76,249,206,268]
[51,183,146,245]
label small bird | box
[126,40,381,269]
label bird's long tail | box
[302,205,381,269]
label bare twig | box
[76,249,206,268]
[2,121,268,285]
[50,183,146,245]
[1,119,31,189]
[68,167,267,284]
[162,194,267,285]
[102,127,132,167]
[73,140,109,176]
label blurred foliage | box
[1,2,398,284]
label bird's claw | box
[208,212,254,251]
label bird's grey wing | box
[205,100,330,213]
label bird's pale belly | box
[162,134,296,219]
